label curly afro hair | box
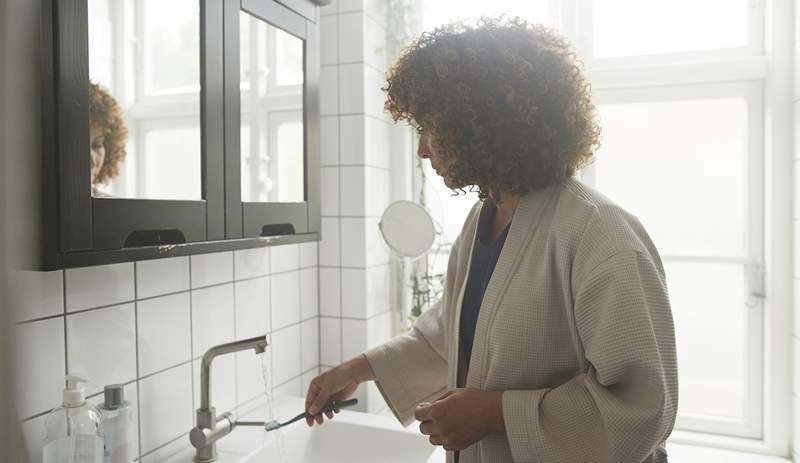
[89,81,128,185]
[384,17,601,200]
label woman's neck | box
[489,191,519,224]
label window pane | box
[142,124,202,200]
[666,261,746,419]
[240,11,305,203]
[88,0,202,200]
[423,0,549,30]
[275,29,304,87]
[594,98,749,257]
[592,0,749,58]
[142,0,201,95]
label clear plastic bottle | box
[43,374,104,463]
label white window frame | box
[585,80,765,440]
[398,0,794,456]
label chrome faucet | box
[190,335,270,462]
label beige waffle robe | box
[364,178,678,463]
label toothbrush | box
[263,398,359,432]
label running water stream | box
[259,352,287,463]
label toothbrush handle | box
[283,398,360,428]
[318,398,358,414]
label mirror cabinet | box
[38,0,325,270]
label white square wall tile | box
[342,319,367,360]
[319,267,341,317]
[13,318,65,418]
[10,270,63,323]
[365,167,390,217]
[193,355,236,415]
[364,65,387,120]
[363,14,387,71]
[138,292,191,377]
[340,218,367,267]
[320,116,340,166]
[271,244,300,274]
[320,65,339,116]
[299,242,318,268]
[795,279,800,335]
[341,268,366,319]
[140,437,190,463]
[338,64,365,114]
[339,114,365,165]
[234,247,270,280]
[136,256,190,299]
[338,0,363,13]
[270,271,300,330]
[191,284,235,357]
[320,15,338,66]
[300,268,319,320]
[66,304,136,396]
[272,324,302,386]
[301,368,319,397]
[364,116,391,169]
[320,0,337,16]
[301,318,319,372]
[274,376,302,398]
[235,277,270,340]
[66,263,134,312]
[795,337,800,396]
[365,217,390,267]
[367,310,393,349]
[321,167,340,216]
[340,166,365,216]
[338,12,364,64]
[138,364,193,455]
[237,348,270,405]
[320,317,342,366]
[191,252,233,288]
[319,218,341,267]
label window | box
[416,0,775,445]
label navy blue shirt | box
[459,203,510,366]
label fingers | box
[435,389,456,401]
[414,402,433,422]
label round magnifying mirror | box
[379,201,436,259]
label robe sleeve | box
[502,250,678,463]
[363,296,450,426]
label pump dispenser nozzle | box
[63,373,88,407]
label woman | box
[305,17,677,463]
[88,81,128,196]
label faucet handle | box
[190,412,235,449]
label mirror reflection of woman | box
[89,81,128,197]
[305,17,678,463]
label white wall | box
[793,1,800,458]
[317,0,397,414]
[8,0,402,460]
[12,245,319,462]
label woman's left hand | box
[414,388,505,451]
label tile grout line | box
[336,10,345,368]
[133,262,143,461]
[188,255,196,431]
[61,270,68,385]
[232,251,239,409]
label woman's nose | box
[417,136,431,159]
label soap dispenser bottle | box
[98,384,133,463]
[43,374,104,463]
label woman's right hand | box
[304,354,376,426]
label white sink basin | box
[167,396,444,463]
[238,409,442,463]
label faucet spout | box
[192,334,269,462]
[200,335,269,410]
